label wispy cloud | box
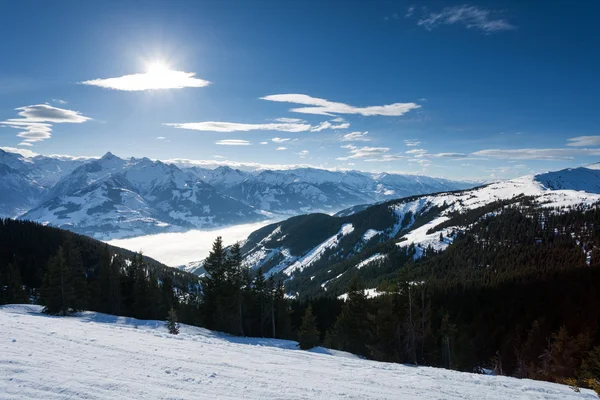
[81,68,210,91]
[567,136,600,147]
[165,121,311,133]
[276,146,287,151]
[416,5,515,33]
[341,131,370,142]
[404,139,421,147]
[297,150,309,157]
[310,120,351,132]
[165,119,350,133]
[165,157,349,172]
[406,148,428,156]
[1,104,90,145]
[259,141,268,145]
[337,146,390,160]
[273,117,306,123]
[272,137,290,143]
[472,148,600,160]
[52,99,67,104]
[433,152,467,158]
[261,94,420,117]
[215,139,251,146]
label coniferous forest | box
[2,202,600,392]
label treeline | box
[0,219,293,341]
[0,219,201,323]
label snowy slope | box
[235,171,600,286]
[1,305,594,400]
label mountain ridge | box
[0,149,474,238]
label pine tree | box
[165,307,180,335]
[440,312,457,369]
[329,274,372,357]
[41,247,76,315]
[201,237,229,332]
[2,261,28,304]
[226,242,245,335]
[63,240,89,312]
[298,305,320,350]
[273,279,291,339]
[98,246,122,315]
[253,267,267,337]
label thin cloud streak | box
[165,121,311,133]
[416,5,516,33]
[261,93,420,117]
[567,136,600,147]
[215,139,251,146]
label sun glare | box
[146,61,170,74]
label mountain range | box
[182,164,600,296]
[0,149,474,239]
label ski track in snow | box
[1,305,595,400]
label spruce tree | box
[330,274,372,357]
[226,242,245,335]
[273,279,291,339]
[2,261,28,304]
[63,240,89,312]
[298,305,320,350]
[165,306,180,335]
[41,247,76,315]
[201,237,228,331]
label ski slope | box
[1,305,595,399]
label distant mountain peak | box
[100,151,119,160]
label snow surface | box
[338,288,385,301]
[2,305,594,400]
[282,223,355,276]
[362,229,382,241]
[355,253,387,269]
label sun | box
[146,61,170,75]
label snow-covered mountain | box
[0,163,44,217]
[534,165,600,192]
[228,166,600,293]
[185,165,474,214]
[20,153,264,240]
[2,305,591,400]
[0,149,474,239]
[0,148,89,189]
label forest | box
[2,202,600,392]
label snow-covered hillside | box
[1,305,593,400]
[235,169,600,287]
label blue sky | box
[1,0,599,180]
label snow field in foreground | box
[0,305,596,400]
